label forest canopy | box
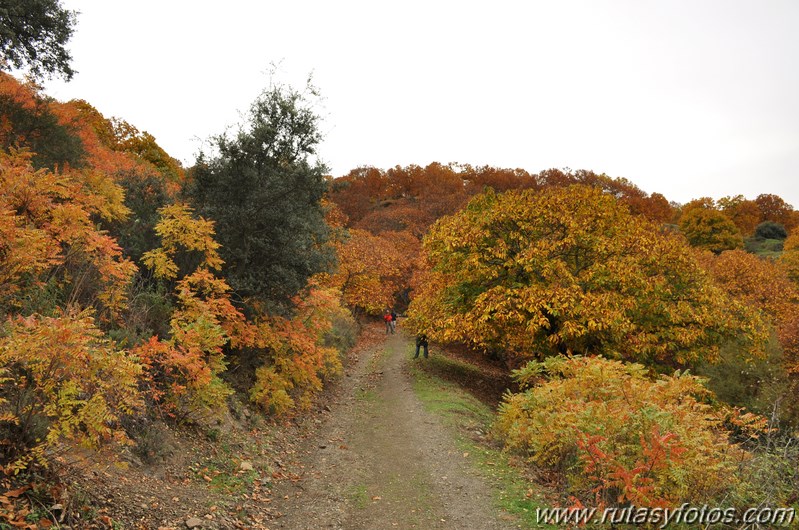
[407,185,768,370]
[1,45,799,523]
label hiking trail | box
[267,327,519,529]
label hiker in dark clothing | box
[390,309,398,333]
[414,333,429,358]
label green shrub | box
[755,221,788,241]
[744,237,785,257]
[697,336,793,425]
[323,310,358,353]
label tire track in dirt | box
[268,328,518,529]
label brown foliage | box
[718,195,761,236]
[755,193,796,231]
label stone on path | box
[185,517,204,528]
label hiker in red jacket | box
[383,309,393,334]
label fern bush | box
[494,355,765,508]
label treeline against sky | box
[3,70,799,514]
[4,0,798,519]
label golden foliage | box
[0,150,136,319]
[678,208,743,253]
[495,355,764,508]
[700,249,799,375]
[0,310,142,472]
[142,203,222,280]
[408,185,767,368]
[323,228,413,315]
[250,283,349,414]
[779,233,799,285]
[137,207,244,418]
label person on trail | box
[414,333,429,358]
[384,309,393,334]
[390,309,398,333]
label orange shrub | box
[137,205,246,420]
[0,150,136,319]
[0,310,142,473]
[250,284,350,414]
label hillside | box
[2,68,799,528]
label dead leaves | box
[0,485,41,530]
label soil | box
[63,322,518,529]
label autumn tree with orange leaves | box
[0,150,143,474]
[696,249,799,422]
[780,233,799,285]
[755,193,797,231]
[0,150,136,319]
[718,195,761,236]
[0,310,142,473]
[135,203,250,419]
[0,72,85,170]
[249,282,353,414]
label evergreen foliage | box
[188,81,333,311]
[754,221,788,241]
[0,0,77,80]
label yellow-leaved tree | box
[678,207,743,253]
[408,185,767,369]
[324,227,412,315]
[137,204,251,420]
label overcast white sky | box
[43,0,798,207]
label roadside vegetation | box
[2,3,799,527]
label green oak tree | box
[0,0,77,81]
[187,80,333,312]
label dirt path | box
[267,329,518,529]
